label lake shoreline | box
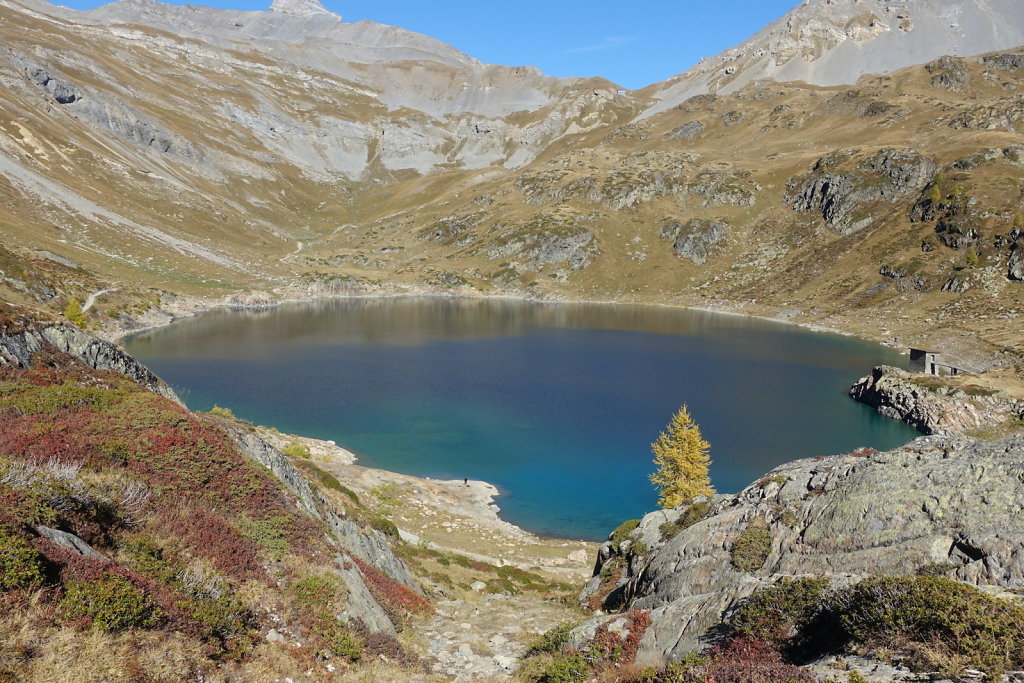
[116,288,917,544]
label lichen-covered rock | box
[1009,244,1024,281]
[34,525,107,560]
[581,432,1024,666]
[788,148,936,234]
[980,52,1024,72]
[661,218,728,265]
[334,555,398,636]
[879,265,928,292]
[850,366,1022,434]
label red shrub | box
[154,508,264,581]
[348,554,432,624]
[703,634,816,683]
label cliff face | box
[579,432,1024,667]
[850,365,1024,434]
[0,317,180,402]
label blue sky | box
[56,0,800,90]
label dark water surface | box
[123,298,917,540]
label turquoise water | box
[123,298,918,540]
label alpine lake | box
[123,297,918,541]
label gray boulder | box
[980,53,1024,72]
[34,525,107,560]
[326,514,421,593]
[225,427,322,519]
[1009,244,1024,281]
[334,555,398,636]
[666,121,704,141]
[926,55,970,91]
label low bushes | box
[61,573,163,632]
[520,610,652,683]
[658,501,710,542]
[727,574,1024,678]
[730,518,771,573]
[0,526,44,591]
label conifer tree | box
[63,298,87,328]
[650,404,714,509]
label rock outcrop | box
[850,365,1023,434]
[788,148,936,234]
[0,321,179,403]
[661,218,728,265]
[577,432,1024,667]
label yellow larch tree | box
[650,404,714,509]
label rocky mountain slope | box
[2,0,1024,369]
[642,0,1024,116]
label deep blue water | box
[123,298,917,541]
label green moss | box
[61,574,163,631]
[293,574,343,611]
[731,518,771,573]
[0,526,45,591]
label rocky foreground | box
[568,425,1024,680]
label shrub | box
[182,592,254,642]
[293,574,344,612]
[831,575,1024,675]
[208,405,236,420]
[525,621,578,657]
[281,440,311,459]
[609,519,641,552]
[312,616,363,661]
[236,515,291,559]
[659,501,710,541]
[730,577,830,648]
[539,652,592,683]
[369,516,399,539]
[348,555,432,624]
[0,526,45,591]
[61,573,163,631]
[702,635,816,683]
[731,519,771,573]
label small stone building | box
[909,348,965,376]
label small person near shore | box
[464,477,468,487]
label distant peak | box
[268,0,336,18]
